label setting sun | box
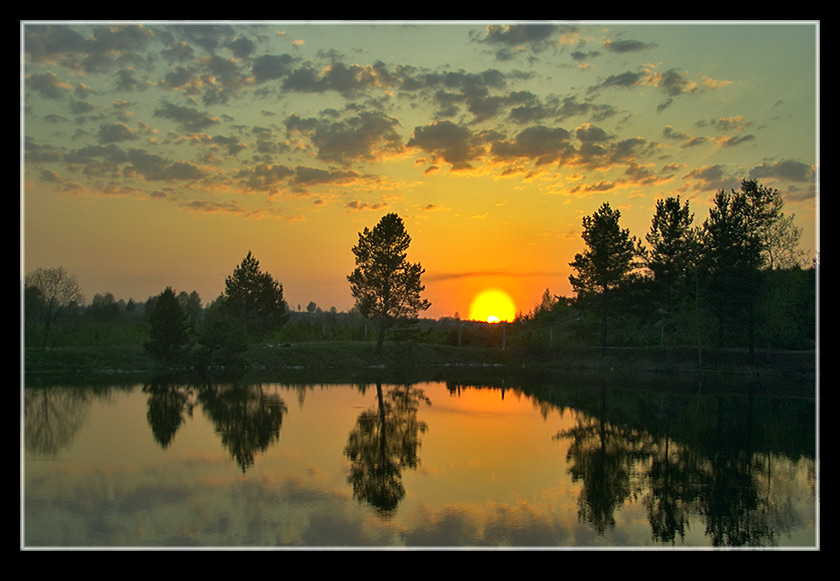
[469,289,516,323]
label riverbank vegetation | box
[23,180,817,384]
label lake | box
[22,373,818,549]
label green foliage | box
[218,251,288,340]
[145,287,193,366]
[23,181,815,370]
[194,299,250,369]
[24,266,85,347]
[569,202,639,352]
[348,213,431,351]
[569,202,638,297]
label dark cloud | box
[235,162,295,193]
[277,61,390,97]
[126,148,206,181]
[407,120,484,169]
[293,166,363,187]
[597,71,643,91]
[64,142,128,162]
[27,71,73,100]
[285,111,403,166]
[251,54,296,83]
[24,25,89,62]
[98,122,137,144]
[603,38,656,53]
[210,135,247,157]
[717,134,756,147]
[749,159,814,182]
[682,164,734,191]
[25,137,63,163]
[483,23,559,46]
[345,200,388,212]
[154,101,220,132]
[23,22,815,220]
[491,125,573,165]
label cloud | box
[251,53,296,83]
[345,200,388,212]
[490,125,573,165]
[27,71,74,100]
[425,268,561,282]
[749,159,814,183]
[603,38,656,53]
[98,122,138,144]
[154,101,221,132]
[23,22,816,231]
[407,120,484,169]
[285,111,404,166]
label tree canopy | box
[145,287,192,366]
[218,251,288,340]
[347,213,431,352]
[569,202,638,352]
[24,266,85,347]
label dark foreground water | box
[22,374,818,549]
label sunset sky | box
[21,20,819,320]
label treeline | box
[525,179,816,361]
[23,179,817,371]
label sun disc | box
[469,289,516,323]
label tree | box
[87,292,120,321]
[641,196,699,342]
[145,287,192,366]
[701,189,763,353]
[569,202,638,353]
[24,266,85,347]
[738,179,804,269]
[347,213,431,352]
[218,251,287,340]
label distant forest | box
[24,180,817,368]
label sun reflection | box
[469,289,516,323]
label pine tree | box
[569,202,638,352]
[348,213,431,352]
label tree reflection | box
[24,387,92,456]
[344,383,429,516]
[643,427,697,543]
[143,382,195,449]
[557,383,644,534]
[197,384,287,473]
[554,381,808,546]
[695,395,776,546]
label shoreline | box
[23,341,817,392]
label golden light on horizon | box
[469,289,516,323]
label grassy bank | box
[23,339,816,384]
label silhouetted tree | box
[177,290,203,327]
[218,251,288,340]
[344,383,429,515]
[24,266,85,347]
[194,297,249,370]
[347,213,431,352]
[641,196,699,343]
[569,202,638,353]
[701,189,764,355]
[198,384,287,473]
[143,382,194,449]
[87,292,120,321]
[146,287,192,366]
[737,179,804,270]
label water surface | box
[22,376,817,548]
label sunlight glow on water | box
[23,381,817,548]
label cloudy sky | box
[21,20,819,319]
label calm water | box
[22,375,818,549]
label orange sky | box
[22,21,819,320]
